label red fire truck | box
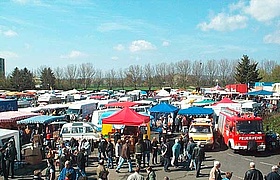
[217,108,266,151]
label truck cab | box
[188,118,214,149]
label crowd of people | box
[1,123,280,180]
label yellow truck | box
[188,118,214,149]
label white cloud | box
[3,30,18,37]
[0,51,18,58]
[263,30,280,44]
[162,41,170,47]
[111,56,119,61]
[245,0,280,22]
[12,0,29,4]
[114,44,125,51]
[229,1,246,12]
[198,13,248,31]
[97,23,132,32]
[60,50,87,59]
[129,40,156,52]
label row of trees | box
[0,55,269,91]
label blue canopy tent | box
[17,115,65,125]
[149,103,179,113]
[178,107,214,116]
[247,90,273,96]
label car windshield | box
[189,125,211,133]
[236,120,264,134]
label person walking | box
[98,135,108,161]
[77,148,87,177]
[127,166,144,180]
[171,139,181,167]
[146,166,156,180]
[192,142,205,177]
[135,139,144,168]
[209,161,222,180]
[115,139,122,166]
[45,159,55,180]
[0,145,8,180]
[143,135,152,167]
[33,169,43,180]
[5,139,17,179]
[151,137,159,164]
[96,159,109,180]
[116,140,133,173]
[162,139,172,172]
[244,162,263,180]
[106,139,114,169]
[58,160,76,180]
[222,172,233,180]
[186,137,196,170]
[265,165,280,180]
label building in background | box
[0,58,5,77]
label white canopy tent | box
[0,128,21,161]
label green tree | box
[40,67,56,89]
[234,55,262,85]
[10,67,35,91]
[271,65,280,82]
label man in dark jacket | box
[77,148,86,177]
[116,140,133,173]
[135,139,144,168]
[98,135,108,161]
[161,139,172,172]
[143,135,152,167]
[186,137,196,169]
[265,165,280,180]
[244,162,263,180]
[192,142,205,177]
[5,139,17,179]
[0,145,8,180]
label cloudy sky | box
[0,0,279,75]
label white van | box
[60,122,100,146]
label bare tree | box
[205,59,218,86]
[175,60,191,89]
[117,68,125,90]
[165,63,176,88]
[78,63,95,89]
[217,59,236,85]
[104,69,116,90]
[53,67,65,89]
[93,69,103,90]
[65,64,78,89]
[191,60,204,87]
[125,65,142,89]
[155,63,168,87]
[143,63,155,91]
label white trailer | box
[0,128,21,161]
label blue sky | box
[0,0,280,75]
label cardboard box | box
[25,155,42,165]
[24,147,41,156]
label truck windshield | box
[236,120,263,134]
[189,125,211,133]
[66,109,79,115]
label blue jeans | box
[116,157,132,172]
[186,153,192,168]
[143,151,150,166]
[77,166,86,178]
[107,156,114,168]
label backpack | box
[98,140,107,152]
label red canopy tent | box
[102,107,150,126]
[213,98,237,106]
[105,101,138,108]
